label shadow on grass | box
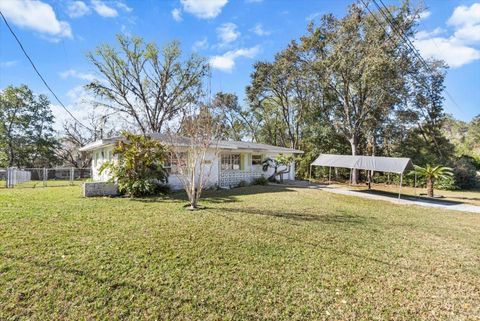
[0,252,207,317]
[131,184,298,205]
[356,189,463,206]
[206,208,438,276]
[213,206,367,223]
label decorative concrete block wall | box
[83,182,118,197]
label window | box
[165,153,187,174]
[252,154,263,166]
[221,154,241,170]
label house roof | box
[311,154,413,174]
[79,133,303,154]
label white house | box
[79,133,303,190]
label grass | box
[312,179,480,206]
[1,185,479,320]
[0,179,84,189]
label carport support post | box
[328,166,332,184]
[398,173,403,199]
[70,167,74,186]
[309,165,312,180]
[349,168,352,185]
[414,172,417,197]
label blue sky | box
[0,0,479,130]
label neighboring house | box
[79,133,303,189]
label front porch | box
[218,152,267,188]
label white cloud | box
[193,37,209,51]
[209,46,260,72]
[251,23,270,36]
[180,0,228,19]
[0,0,72,38]
[51,86,91,130]
[60,69,98,82]
[0,60,18,68]
[67,1,90,18]
[419,10,431,20]
[414,2,480,68]
[172,8,182,22]
[454,24,480,43]
[415,27,444,40]
[448,3,480,26]
[306,12,322,21]
[115,1,132,12]
[217,23,240,45]
[91,0,118,17]
[414,37,480,68]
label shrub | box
[453,156,478,189]
[155,183,171,195]
[252,176,269,186]
[237,180,248,187]
[435,175,459,190]
[100,132,168,197]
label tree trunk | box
[349,136,359,184]
[426,178,434,197]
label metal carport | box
[310,154,415,199]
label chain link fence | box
[1,167,91,189]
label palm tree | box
[413,165,453,197]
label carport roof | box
[311,154,414,174]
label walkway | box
[283,181,480,214]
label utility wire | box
[0,10,94,131]
[371,0,464,114]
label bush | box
[237,180,248,187]
[252,176,269,186]
[100,132,168,197]
[155,183,171,195]
[453,156,478,189]
[435,175,459,190]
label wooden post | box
[349,168,352,185]
[309,165,312,180]
[328,166,332,184]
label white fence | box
[6,168,32,188]
[1,167,91,188]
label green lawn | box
[332,182,480,206]
[1,185,479,320]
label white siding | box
[90,147,297,189]
[92,146,115,182]
[167,149,219,190]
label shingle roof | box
[79,133,303,154]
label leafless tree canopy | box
[86,34,209,134]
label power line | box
[0,10,94,131]
[371,0,464,115]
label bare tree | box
[86,34,209,134]
[56,112,117,175]
[166,103,223,210]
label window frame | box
[221,153,241,170]
[251,154,263,166]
